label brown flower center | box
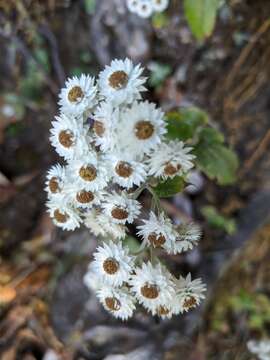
[49,177,60,193]
[148,232,166,248]
[54,209,69,223]
[108,70,128,89]
[103,258,119,274]
[183,296,197,309]
[135,121,154,140]
[111,207,129,220]
[68,86,84,102]
[157,306,170,316]
[58,130,74,148]
[105,297,121,311]
[115,161,133,178]
[164,162,180,176]
[79,165,97,182]
[76,190,94,204]
[93,120,105,137]
[141,283,159,299]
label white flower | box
[151,0,169,12]
[50,113,91,161]
[97,213,127,239]
[108,154,147,189]
[126,0,140,13]
[137,212,177,249]
[84,262,102,292]
[47,198,81,231]
[174,273,206,313]
[136,0,153,18]
[83,209,107,237]
[98,58,146,106]
[92,241,134,287]
[130,262,176,312]
[92,101,120,152]
[102,191,141,224]
[45,164,66,197]
[147,140,195,180]
[68,186,105,209]
[68,155,109,191]
[58,74,98,116]
[247,340,270,360]
[97,286,136,320]
[164,223,201,255]
[119,101,166,158]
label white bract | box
[59,74,98,116]
[247,340,270,360]
[92,241,134,287]
[126,0,169,18]
[46,58,206,321]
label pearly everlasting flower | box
[108,154,147,189]
[92,241,135,287]
[120,101,166,158]
[126,0,140,13]
[50,113,91,161]
[84,262,102,292]
[68,186,106,209]
[137,211,177,249]
[58,74,98,116]
[164,223,201,255]
[68,155,109,192]
[174,274,206,313]
[247,340,270,360]
[98,58,146,106]
[97,286,136,320]
[92,101,120,152]
[151,0,169,12]
[130,262,176,312]
[147,140,195,180]
[47,198,81,230]
[136,0,153,18]
[45,164,67,197]
[102,191,141,224]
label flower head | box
[98,58,146,106]
[59,74,98,116]
[151,0,169,12]
[102,191,141,224]
[45,164,67,197]
[97,286,136,320]
[92,241,134,287]
[147,140,195,180]
[130,262,176,312]
[47,198,81,231]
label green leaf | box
[84,0,96,14]
[201,206,236,235]
[194,127,238,185]
[183,0,220,40]
[153,176,185,198]
[148,62,172,89]
[166,107,208,141]
[123,236,141,253]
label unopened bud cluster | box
[46,58,206,320]
[127,0,169,18]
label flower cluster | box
[126,0,169,18]
[247,340,270,360]
[46,58,206,320]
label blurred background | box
[0,0,270,359]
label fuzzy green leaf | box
[154,176,185,198]
[194,127,238,185]
[183,0,220,40]
[166,108,208,141]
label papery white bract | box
[247,340,270,360]
[47,198,81,231]
[119,101,167,158]
[92,241,135,287]
[130,262,176,312]
[98,58,146,106]
[102,191,141,224]
[151,0,169,12]
[84,262,102,292]
[45,164,67,197]
[136,0,153,18]
[147,140,195,180]
[97,286,136,320]
[59,74,98,116]
[164,223,201,254]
